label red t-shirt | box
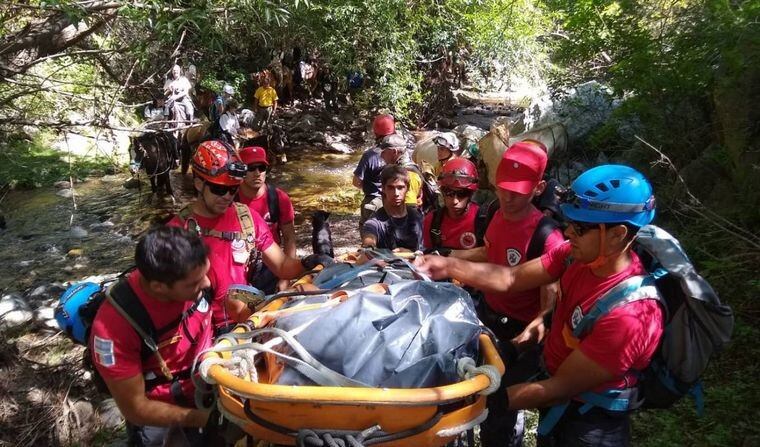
[541,242,664,391]
[237,186,295,245]
[90,270,213,405]
[168,205,274,329]
[422,203,480,250]
[483,208,564,322]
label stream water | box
[0,146,365,294]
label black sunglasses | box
[205,182,239,197]
[247,164,268,173]
[566,220,601,236]
[442,189,472,199]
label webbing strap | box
[537,389,634,436]
[537,402,569,436]
[177,203,256,243]
[572,275,661,339]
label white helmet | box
[223,84,234,95]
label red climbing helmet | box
[438,158,478,191]
[373,114,395,138]
[192,140,247,186]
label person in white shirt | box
[163,64,194,124]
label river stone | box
[89,221,115,232]
[97,398,124,430]
[327,142,353,154]
[54,180,72,189]
[123,177,141,189]
[101,174,120,183]
[70,226,88,238]
[56,188,76,198]
[0,293,33,329]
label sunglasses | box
[442,189,472,199]
[566,220,601,236]
[247,164,268,173]
[205,182,239,197]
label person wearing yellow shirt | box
[379,134,423,208]
[253,76,278,130]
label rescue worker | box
[422,158,480,252]
[416,164,663,446]
[361,165,423,251]
[89,226,213,446]
[434,133,461,175]
[167,140,308,335]
[237,146,297,294]
[353,114,394,227]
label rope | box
[456,357,501,395]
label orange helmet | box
[372,114,395,138]
[439,158,478,191]
[192,140,247,186]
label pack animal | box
[311,210,334,258]
[299,60,319,98]
[130,132,178,199]
[239,124,288,164]
[192,85,216,120]
[179,121,211,174]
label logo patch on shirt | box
[506,248,522,266]
[459,232,477,249]
[197,296,210,313]
[570,305,584,330]
[94,336,115,367]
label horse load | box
[196,250,504,447]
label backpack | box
[538,225,734,435]
[403,162,440,214]
[469,198,560,257]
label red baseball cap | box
[238,146,269,166]
[495,141,547,194]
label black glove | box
[422,247,452,257]
[301,253,335,270]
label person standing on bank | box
[353,114,395,227]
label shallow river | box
[0,146,365,293]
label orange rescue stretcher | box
[200,260,505,447]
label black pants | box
[537,402,631,447]
[477,300,542,447]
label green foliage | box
[0,133,116,188]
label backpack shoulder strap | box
[572,275,662,339]
[526,215,561,260]
[267,184,280,226]
[430,207,445,248]
[475,198,500,246]
[105,280,174,381]
[233,202,256,244]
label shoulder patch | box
[93,336,116,367]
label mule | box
[179,121,211,174]
[192,85,216,120]
[129,131,178,199]
[239,124,288,164]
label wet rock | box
[327,142,353,154]
[293,114,318,131]
[54,180,72,189]
[26,387,47,404]
[70,226,88,238]
[97,398,124,430]
[89,221,115,232]
[56,188,77,198]
[57,399,97,446]
[0,293,33,329]
[102,174,121,183]
[16,260,35,267]
[123,177,141,189]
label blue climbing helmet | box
[560,164,656,227]
[55,282,102,344]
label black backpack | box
[575,225,734,411]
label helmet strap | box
[585,224,636,270]
[586,224,610,270]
